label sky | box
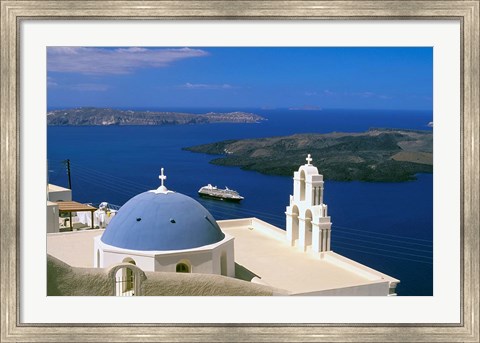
[47,47,432,111]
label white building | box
[47,184,119,232]
[46,184,72,233]
[94,169,235,277]
[47,183,72,202]
[85,158,399,296]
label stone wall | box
[47,255,279,296]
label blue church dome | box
[100,191,225,251]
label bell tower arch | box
[286,154,332,254]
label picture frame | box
[1,1,478,342]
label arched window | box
[176,263,190,273]
[299,170,306,201]
[123,257,136,265]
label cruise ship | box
[198,184,244,202]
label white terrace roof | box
[218,218,398,295]
[47,229,105,268]
[46,218,398,295]
[48,183,71,192]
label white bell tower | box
[285,154,332,254]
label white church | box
[81,155,399,296]
[94,168,236,277]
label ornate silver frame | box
[1,1,479,342]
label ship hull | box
[198,192,243,202]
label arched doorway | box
[115,258,136,296]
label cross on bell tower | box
[306,154,313,165]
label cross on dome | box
[306,154,313,165]
[154,167,169,193]
[159,168,167,187]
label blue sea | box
[47,108,433,296]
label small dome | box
[298,154,319,175]
[298,164,319,175]
[101,191,225,251]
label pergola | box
[57,201,97,230]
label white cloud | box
[179,83,235,90]
[47,77,58,87]
[47,47,209,75]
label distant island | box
[288,105,322,111]
[47,107,266,126]
[184,128,433,182]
